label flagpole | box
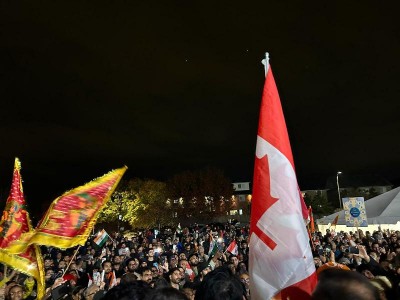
[62,245,81,277]
[261,52,270,76]
[107,233,116,245]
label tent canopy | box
[317,186,400,226]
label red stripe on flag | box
[253,225,277,250]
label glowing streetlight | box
[336,171,342,209]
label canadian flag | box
[249,55,317,300]
[226,240,238,255]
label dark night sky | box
[1,1,399,216]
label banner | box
[343,197,368,227]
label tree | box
[166,167,234,222]
[130,178,172,228]
[98,178,171,229]
[304,191,334,217]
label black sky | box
[1,1,399,216]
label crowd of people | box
[1,222,400,299]
[0,222,251,300]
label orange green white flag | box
[6,166,127,253]
[0,158,45,299]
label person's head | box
[145,287,187,300]
[198,262,212,277]
[371,243,380,253]
[230,255,239,267]
[195,266,245,300]
[120,273,138,285]
[239,272,250,290]
[370,252,380,263]
[126,258,140,272]
[148,249,155,258]
[141,267,153,284]
[69,262,78,271]
[113,262,121,271]
[113,255,122,264]
[178,259,188,269]
[140,261,148,268]
[63,253,72,263]
[312,269,380,300]
[177,267,185,279]
[101,280,151,300]
[169,257,178,268]
[189,254,199,266]
[168,268,182,285]
[182,287,195,300]
[151,266,160,279]
[102,260,113,274]
[8,285,24,300]
[58,260,67,270]
[45,268,55,282]
[44,257,54,268]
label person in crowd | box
[167,268,182,290]
[145,287,187,300]
[101,280,151,300]
[195,266,246,300]
[188,253,200,277]
[197,246,208,263]
[239,272,250,300]
[140,267,153,285]
[124,257,141,279]
[312,268,380,300]
[7,284,24,300]
[14,221,400,299]
[101,261,117,291]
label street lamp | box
[336,171,342,209]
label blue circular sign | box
[350,207,360,217]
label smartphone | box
[348,246,359,254]
[93,271,101,286]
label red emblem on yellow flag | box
[6,166,127,253]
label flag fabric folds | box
[7,166,127,254]
[0,158,45,299]
[330,215,339,231]
[94,229,109,247]
[226,240,238,255]
[309,206,315,233]
[208,236,218,257]
[249,55,317,299]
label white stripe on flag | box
[94,230,108,245]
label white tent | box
[316,186,400,233]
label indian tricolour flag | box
[94,229,109,247]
